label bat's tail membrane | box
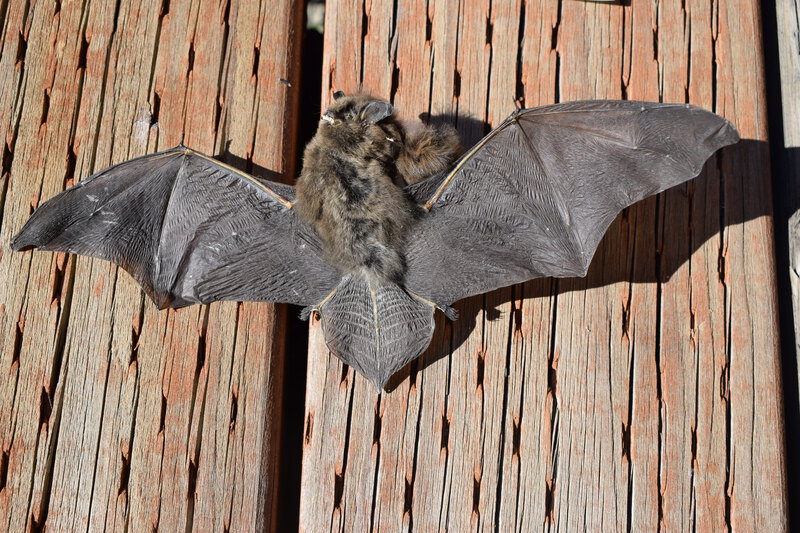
[317,274,435,390]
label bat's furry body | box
[295,94,461,283]
[11,95,740,389]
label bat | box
[11,93,740,389]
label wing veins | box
[521,115,700,194]
[35,152,182,253]
[422,122,511,210]
[154,152,191,293]
[370,280,381,354]
[516,102,682,118]
[188,149,294,210]
[521,117,640,148]
[514,119,585,260]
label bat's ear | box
[333,90,345,100]
[360,100,394,124]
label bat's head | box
[321,92,395,129]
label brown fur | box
[294,94,462,283]
[397,123,464,184]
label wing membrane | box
[12,146,340,308]
[319,275,435,389]
[404,100,739,305]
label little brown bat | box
[295,92,463,284]
[11,93,739,389]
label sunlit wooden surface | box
[0,1,790,531]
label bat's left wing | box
[404,100,740,306]
[11,146,341,308]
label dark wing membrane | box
[11,146,340,308]
[404,100,740,305]
[318,275,435,390]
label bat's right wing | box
[404,100,740,306]
[11,146,341,309]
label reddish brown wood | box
[299,1,787,531]
[0,0,303,531]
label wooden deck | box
[0,0,794,531]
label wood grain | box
[299,1,787,531]
[777,0,800,419]
[0,0,303,531]
[777,0,800,148]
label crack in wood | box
[472,471,481,516]
[710,0,719,113]
[117,449,130,497]
[331,383,355,519]
[625,339,635,530]
[12,313,24,366]
[389,0,399,65]
[37,386,52,429]
[187,40,195,75]
[251,45,260,79]
[716,155,727,284]
[491,288,517,528]
[15,29,28,67]
[371,399,382,446]
[544,476,555,524]
[425,5,432,42]
[476,349,485,389]
[722,302,733,532]
[0,0,10,41]
[654,192,666,530]
[403,474,413,517]
[303,410,313,446]
[39,89,50,126]
[332,470,345,513]
[159,394,167,434]
[130,307,143,366]
[1,141,13,178]
[77,32,88,71]
[368,395,383,531]
[0,450,8,492]
[187,457,198,519]
[514,0,527,107]
[151,90,161,129]
[685,14,692,104]
[229,390,238,434]
[359,0,368,87]
[440,413,450,450]
[213,0,232,143]
[621,1,629,100]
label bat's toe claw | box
[437,304,459,321]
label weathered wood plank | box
[299,1,787,531]
[777,0,800,423]
[0,0,303,530]
[777,0,800,149]
[775,1,800,529]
